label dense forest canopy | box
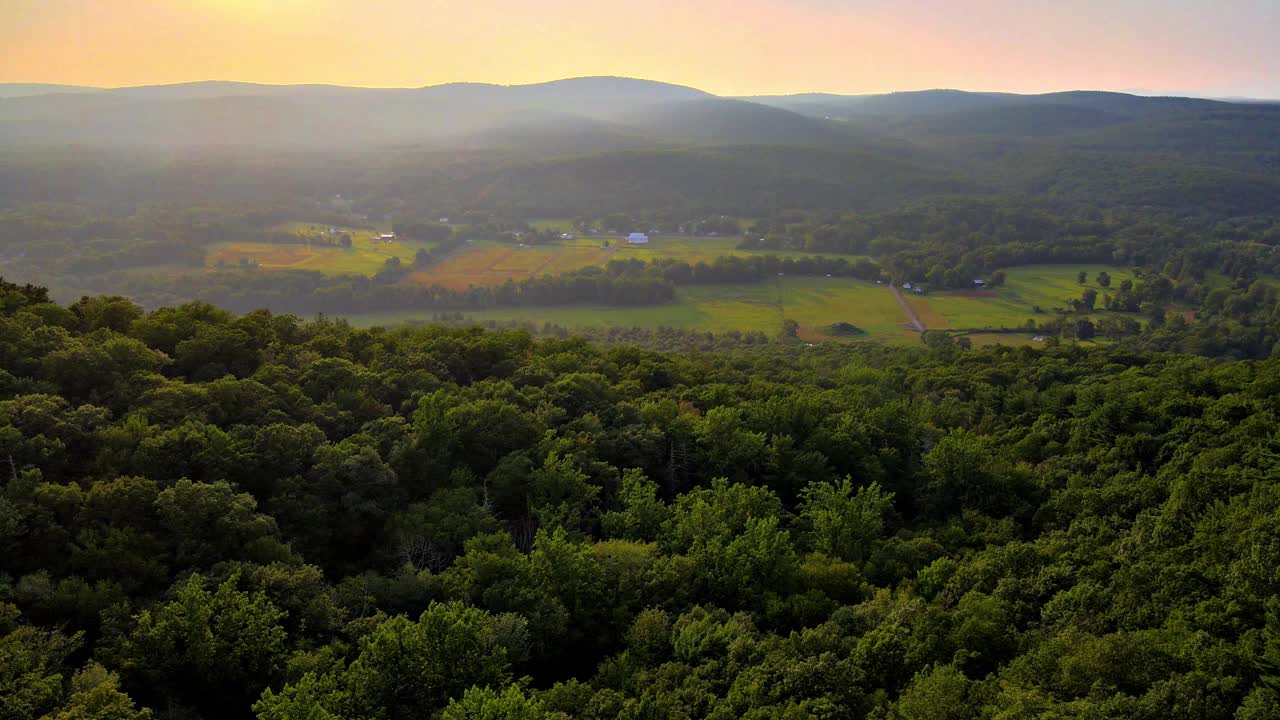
[2,280,1280,719]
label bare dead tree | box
[397,533,453,572]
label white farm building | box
[626,233,650,244]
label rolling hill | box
[0,76,721,148]
[0,83,104,98]
[614,98,868,147]
[745,88,1230,119]
[2,76,1278,215]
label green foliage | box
[259,602,514,720]
[440,685,549,720]
[0,618,79,720]
[118,573,287,710]
[154,479,285,568]
[530,453,600,535]
[799,477,893,564]
[826,321,867,337]
[45,663,153,720]
[2,288,1280,719]
[923,429,1019,516]
[602,469,669,542]
[891,664,983,720]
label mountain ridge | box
[3,77,1273,104]
[2,76,1278,216]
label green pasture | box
[527,219,575,232]
[917,264,1139,331]
[1000,264,1137,312]
[339,263,1147,346]
[615,235,846,265]
[345,277,918,343]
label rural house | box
[626,232,650,244]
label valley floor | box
[345,264,1138,346]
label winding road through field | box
[890,286,926,332]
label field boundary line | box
[527,249,561,278]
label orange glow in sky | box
[3,0,1277,96]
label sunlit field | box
[209,232,1142,346]
[614,236,849,266]
[910,264,1138,332]
[405,241,615,290]
[345,277,920,343]
[204,222,437,275]
[402,235,859,289]
[205,221,866,289]
[339,264,1144,345]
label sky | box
[2,0,1278,97]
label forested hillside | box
[3,80,1278,216]
[2,279,1279,719]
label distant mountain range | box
[4,78,1276,103]
[0,77,733,149]
[1,76,1278,215]
[1,76,1273,150]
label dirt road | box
[597,243,622,266]
[890,286,925,332]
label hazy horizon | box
[4,75,1278,102]
[4,0,1278,98]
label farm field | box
[228,240,1144,346]
[527,219,576,232]
[407,240,616,290]
[205,224,861,287]
[1000,264,1137,311]
[345,277,920,343]
[343,264,1141,345]
[908,264,1138,332]
[405,236,858,289]
[614,236,842,266]
[205,222,436,275]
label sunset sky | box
[3,0,1278,97]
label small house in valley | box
[626,233,650,245]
